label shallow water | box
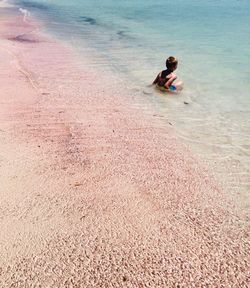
[9,0,250,207]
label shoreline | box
[6,0,250,214]
[0,6,248,287]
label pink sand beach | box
[0,6,249,287]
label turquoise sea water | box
[9,0,250,202]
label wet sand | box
[0,7,249,287]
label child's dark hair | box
[166,56,178,70]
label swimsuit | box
[157,69,173,87]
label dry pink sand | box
[0,8,249,287]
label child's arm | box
[152,73,160,85]
[165,74,177,89]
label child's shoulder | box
[161,69,171,78]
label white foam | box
[19,8,31,23]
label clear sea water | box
[10,0,250,206]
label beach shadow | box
[117,30,127,39]
[8,34,40,43]
[78,16,96,25]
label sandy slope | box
[0,9,249,287]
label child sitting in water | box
[153,56,180,91]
